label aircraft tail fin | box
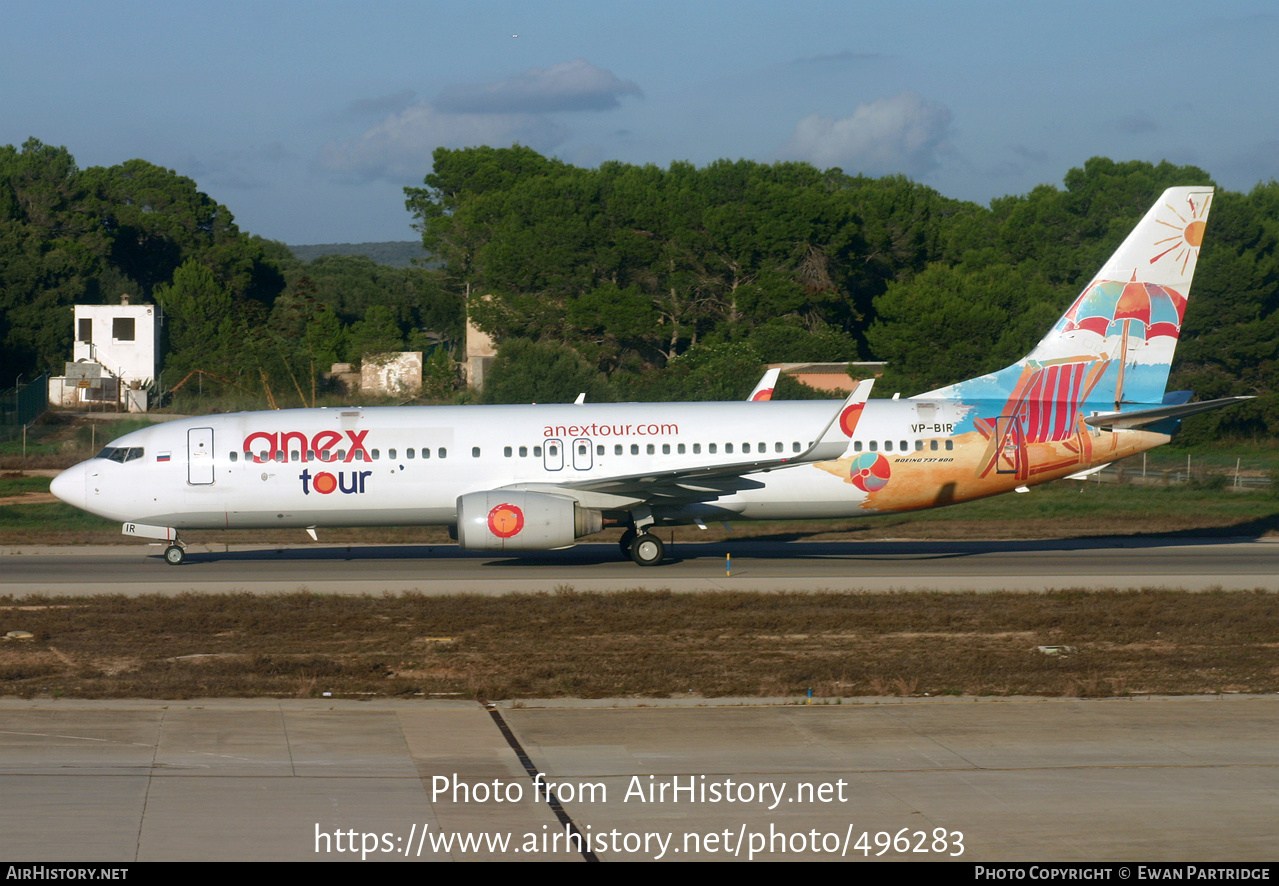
[920,186,1214,414]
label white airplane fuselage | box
[52,397,1166,531]
[49,186,1230,565]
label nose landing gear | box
[163,543,186,566]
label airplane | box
[51,186,1248,567]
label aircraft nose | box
[50,463,87,510]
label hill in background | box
[287,241,431,268]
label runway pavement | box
[5,541,1278,862]
[3,536,1279,594]
[2,695,1276,862]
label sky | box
[3,0,1276,245]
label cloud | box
[317,103,567,184]
[185,142,296,190]
[777,92,953,177]
[435,59,642,114]
[318,60,640,184]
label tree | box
[480,339,612,404]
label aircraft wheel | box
[618,528,637,558]
[164,545,186,566]
[629,533,664,567]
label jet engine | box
[456,490,604,551]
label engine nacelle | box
[456,491,604,552]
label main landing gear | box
[618,524,665,566]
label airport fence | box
[0,374,48,444]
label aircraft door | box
[543,438,564,471]
[188,427,215,485]
[572,437,592,471]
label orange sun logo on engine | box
[487,503,525,538]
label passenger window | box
[519,446,528,457]
[534,446,542,457]
[291,450,300,462]
[472,447,481,458]
[389,448,397,459]
[709,443,717,454]
[945,440,953,451]
[406,448,414,459]
[354,450,364,461]
[854,441,863,452]
[726,443,734,454]
[678,443,685,454]
[614,445,622,456]
[776,442,783,453]
[646,444,655,455]
[743,443,751,454]
[930,440,938,451]
[869,441,877,452]
[915,440,923,451]
[372,450,380,461]
[693,444,701,454]
[900,440,907,451]
[504,446,512,457]
[307,450,315,460]
[662,444,670,455]
[631,444,639,455]
[596,445,604,456]
[885,441,893,452]
[548,445,558,457]
[229,451,237,463]
[439,448,447,458]
[422,448,430,459]
[274,451,285,463]
[338,449,347,461]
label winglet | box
[798,378,875,462]
[835,378,875,457]
[747,368,781,401]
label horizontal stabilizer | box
[1083,396,1253,430]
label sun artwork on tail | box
[1152,192,1211,274]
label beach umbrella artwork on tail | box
[1059,277,1187,409]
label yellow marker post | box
[726,553,731,577]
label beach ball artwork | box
[848,452,890,492]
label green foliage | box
[614,341,767,402]
[287,241,429,267]
[867,260,1063,394]
[480,339,613,405]
[346,305,405,363]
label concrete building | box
[767,361,886,395]
[50,298,160,412]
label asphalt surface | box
[4,537,1279,594]
[3,695,1276,862]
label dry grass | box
[1,588,1276,700]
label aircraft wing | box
[502,379,874,509]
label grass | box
[1,589,1276,700]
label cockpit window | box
[94,446,144,463]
